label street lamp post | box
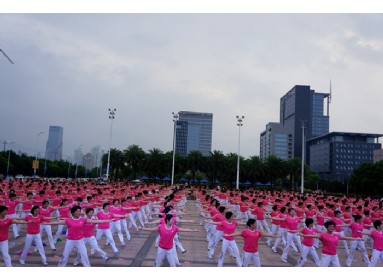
[236,115,244,190]
[300,121,305,194]
[6,141,15,177]
[34,131,45,176]
[106,108,116,180]
[171,112,179,185]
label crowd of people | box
[1,177,383,267]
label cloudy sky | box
[1,11,383,161]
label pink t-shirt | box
[97,211,113,229]
[316,211,325,226]
[66,218,87,240]
[0,218,13,242]
[39,207,53,224]
[285,216,300,231]
[158,224,179,250]
[320,233,340,255]
[271,211,280,226]
[255,208,265,221]
[83,219,96,238]
[21,199,35,212]
[213,213,225,231]
[371,230,383,251]
[110,206,123,221]
[350,222,364,238]
[363,217,372,230]
[279,213,287,229]
[58,207,70,219]
[222,221,237,241]
[332,217,344,232]
[302,227,317,247]
[242,229,262,253]
[25,215,44,234]
[5,200,20,215]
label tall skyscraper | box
[175,111,213,157]
[74,147,83,165]
[260,85,330,161]
[279,85,331,159]
[45,126,63,161]
[91,146,101,168]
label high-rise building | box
[83,153,95,171]
[307,132,382,180]
[74,147,83,165]
[175,111,213,157]
[260,122,293,160]
[280,85,331,159]
[45,126,63,161]
[91,146,101,168]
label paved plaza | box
[1,198,380,268]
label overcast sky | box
[1,13,383,161]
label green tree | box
[187,151,204,182]
[124,145,146,180]
[145,148,164,178]
[208,150,225,184]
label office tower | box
[83,153,95,171]
[175,111,213,157]
[91,146,101,168]
[45,126,63,161]
[260,122,293,160]
[280,85,331,159]
[74,147,83,165]
[307,132,382,180]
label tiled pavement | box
[1,199,380,267]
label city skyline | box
[1,14,383,159]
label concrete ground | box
[1,199,380,267]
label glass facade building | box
[175,111,213,157]
[307,132,383,180]
[45,126,63,161]
[260,122,293,160]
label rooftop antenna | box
[0,48,14,64]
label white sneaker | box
[19,260,25,265]
[281,257,287,263]
[272,247,277,253]
[208,252,213,259]
[42,262,48,266]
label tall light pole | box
[33,131,45,176]
[300,120,305,194]
[236,115,245,190]
[75,145,83,179]
[171,112,179,185]
[106,108,116,180]
[6,141,15,177]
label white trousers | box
[0,240,12,267]
[95,228,118,253]
[218,239,242,267]
[7,214,19,238]
[132,211,145,228]
[320,253,340,267]
[242,251,261,267]
[209,230,224,256]
[40,224,56,250]
[369,249,383,267]
[273,227,287,249]
[120,219,131,240]
[126,213,138,230]
[267,224,279,244]
[314,225,324,247]
[58,239,90,267]
[257,219,271,234]
[296,244,320,266]
[281,232,302,260]
[333,231,349,253]
[20,234,46,263]
[54,224,67,243]
[110,220,124,245]
[155,247,176,267]
[75,236,108,263]
[346,240,369,266]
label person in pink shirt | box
[19,206,61,266]
[224,218,277,267]
[206,206,226,259]
[296,218,320,267]
[0,205,29,267]
[4,193,21,239]
[95,203,126,256]
[344,215,370,267]
[362,210,373,247]
[266,205,280,246]
[53,199,71,244]
[57,205,112,267]
[301,220,361,267]
[313,205,326,248]
[366,220,383,267]
[331,210,350,255]
[141,213,198,267]
[17,192,35,233]
[280,208,304,262]
[109,199,126,246]
[73,208,111,266]
[255,202,271,234]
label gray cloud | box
[1,14,383,161]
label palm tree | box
[286,158,302,190]
[145,148,164,178]
[187,151,204,182]
[123,145,146,180]
[246,156,264,185]
[265,155,285,187]
[209,150,225,184]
